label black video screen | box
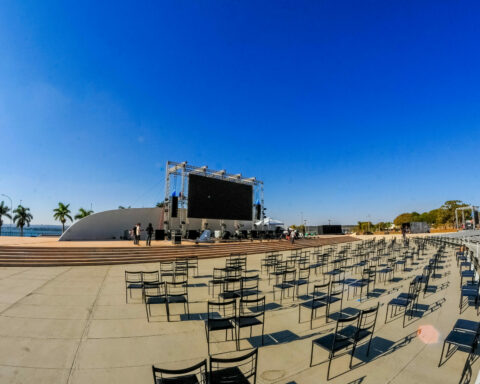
[187,174,253,220]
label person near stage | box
[146,223,154,246]
[135,223,141,245]
[131,225,137,245]
[401,225,407,244]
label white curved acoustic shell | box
[59,208,163,241]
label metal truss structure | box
[163,161,264,234]
[455,205,479,229]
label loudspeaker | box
[154,229,165,241]
[172,233,182,245]
[171,196,178,217]
[255,204,261,220]
[187,230,200,240]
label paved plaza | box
[0,237,477,383]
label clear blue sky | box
[1,1,479,225]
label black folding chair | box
[206,300,237,354]
[460,280,480,314]
[165,281,189,321]
[240,275,260,299]
[385,279,419,327]
[159,262,175,283]
[347,268,373,300]
[298,281,329,329]
[439,320,480,366]
[350,303,379,368]
[125,271,143,303]
[209,348,258,384]
[310,314,360,379]
[152,359,207,384]
[144,281,168,322]
[273,269,296,303]
[326,279,345,322]
[219,275,242,301]
[293,266,310,299]
[235,296,265,349]
[209,268,226,297]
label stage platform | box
[0,236,358,267]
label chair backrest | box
[125,271,142,283]
[159,261,174,273]
[298,266,310,280]
[239,296,265,318]
[274,261,288,272]
[241,275,259,292]
[357,303,379,336]
[208,300,236,322]
[330,279,344,298]
[166,281,188,297]
[209,348,258,384]
[153,359,207,384]
[282,269,296,284]
[223,274,242,294]
[213,267,226,280]
[142,271,160,284]
[144,281,165,298]
[312,282,330,303]
[332,313,361,347]
[331,269,346,284]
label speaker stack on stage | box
[154,229,165,241]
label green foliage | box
[75,208,93,220]
[13,205,33,236]
[393,213,413,226]
[0,201,12,236]
[53,202,73,233]
[393,200,470,228]
[156,202,165,208]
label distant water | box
[0,224,65,237]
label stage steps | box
[0,236,358,266]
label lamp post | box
[1,194,13,227]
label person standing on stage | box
[136,223,141,245]
[146,223,154,246]
[132,225,137,245]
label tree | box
[156,202,165,208]
[13,205,33,236]
[118,205,131,209]
[393,213,413,226]
[53,202,73,233]
[75,208,93,220]
[441,200,469,227]
[0,201,12,236]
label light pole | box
[1,194,13,227]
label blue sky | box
[1,1,479,225]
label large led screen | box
[187,174,253,220]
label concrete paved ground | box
[0,240,478,383]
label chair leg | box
[327,354,333,380]
[438,341,447,367]
[310,342,315,367]
[350,343,356,368]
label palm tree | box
[13,205,33,237]
[75,208,93,220]
[0,201,12,236]
[53,202,73,233]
